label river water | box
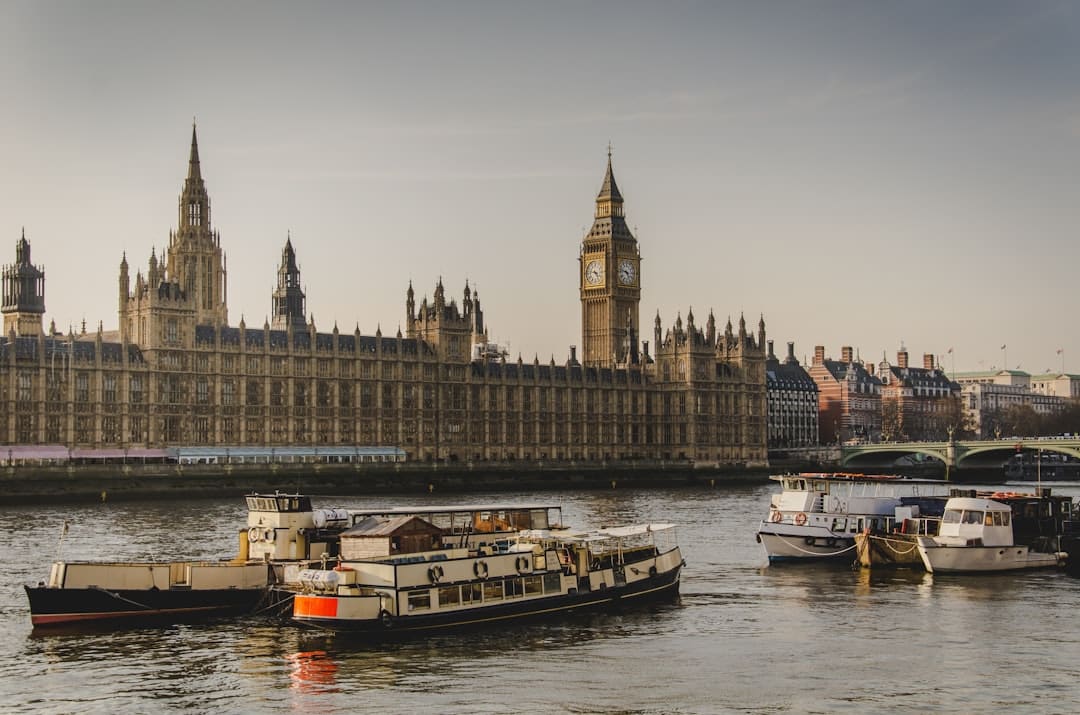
[3,477,1080,714]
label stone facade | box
[0,128,767,466]
[954,370,1068,438]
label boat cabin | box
[341,516,445,560]
[936,497,1013,547]
[769,473,948,517]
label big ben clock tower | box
[580,149,641,368]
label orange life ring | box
[770,510,783,523]
[794,512,808,526]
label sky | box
[2,1,1078,376]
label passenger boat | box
[916,494,1071,573]
[25,492,353,628]
[286,505,683,634]
[757,473,949,563]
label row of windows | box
[406,573,563,612]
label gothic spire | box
[593,144,627,222]
[188,122,202,182]
[597,144,623,204]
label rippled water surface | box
[3,478,1080,714]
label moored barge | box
[25,492,352,628]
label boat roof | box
[341,515,439,536]
[945,497,1012,511]
[771,472,947,485]
[565,523,676,542]
[347,504,562,516]
[246,495,562,515]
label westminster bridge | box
[841,437,1080,472]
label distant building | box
[876,350,961,441]
[953,370,1067,438]
[1030,373,1080,400]
[808,345,882,444]
[765,340,819,448]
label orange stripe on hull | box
[294,595,339,618]
[31,605,220,626]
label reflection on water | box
[4,481,1080,713]
[287,650,339,694]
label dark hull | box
[25,585,267,628]
[291,565,682,634]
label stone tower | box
[271,236,306,330]
[406,278,486,362]
[580,149,641,368]
[120,126,223,349]
[1,229,46,336]
[166,124,228,326]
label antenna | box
[56,520,70,561]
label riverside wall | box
[0,461,778,505]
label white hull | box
[917,540,1065,573]
[757,525,856,561]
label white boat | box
[287,506,684,634]
[916,496,1067,573]
[757,473,948,563]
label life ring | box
[794,512,808,526]
[263,528,275,542]
[379,609,394,629]
[247,527,260,543]
[428,565,444,583]
[516,556,530,573]
[473,560,488,578]
[770,510,783,523]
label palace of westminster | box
[1,128,768,465]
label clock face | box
[618,259,636,285]
[584,259,604,286]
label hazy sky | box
[2,1,1078,375]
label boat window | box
[438,586,460,607]
[530,509,550,530]
[482,581,503,602]
[832,518,846,532]
[543,573,561,594]
[984,512,995,526]
[407,591,431,612]
[505,578,524,599]
[962,510,984,525]
[943,510,962,524]
[1001,512,1010,526]
[524,575,543,595]
[462,583,482,604]
[992,512,1003,527]
[796,479,806,491]
[812,481,828,493]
